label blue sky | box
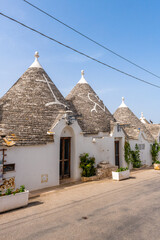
[0,0,160,123]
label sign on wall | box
[41,174,48,183]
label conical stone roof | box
[66,70,115,134]
[0,52,68,145]
[139,112,160,140]
[145,124,160,141]
[113,97,154,142]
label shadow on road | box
[0,201,44,215]
[129,176,136,180]
[27,201,44,208]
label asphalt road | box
[0,169,160,240]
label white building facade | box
[0,53,126,191]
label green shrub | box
[155,160,160,164]
[124,142,141,168]
[116,167,128,172]
[5,188,12,195]
[151,141,160,163]
[131,144,141,168]
[19,185,25,192]
[0,185,26,197]
[79,153,96,177]
[124,141,132,167]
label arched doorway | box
[59,126,75,181]
[60,137,71,179]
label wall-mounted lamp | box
[92,138,96,143]
[47,131,55,135]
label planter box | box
[112,170,130,181]
[154,163,160,170]
[81,176,99,182]
[0,190,29,213]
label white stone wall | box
[2,143,58,191]
[0,119,126,191]
[129,133,152,166]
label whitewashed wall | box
[129,132,152,166]
[54,120,126,179]
[2,143,58,191]
[0,119,126,191]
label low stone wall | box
[81,176,99,182]
[96,161,118,179]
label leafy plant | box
[124,142,141,168]
[19,185,25,192]
[79,153,96,177]
[0,185,26,197]
[151,141,160,163]
[131,144,141,168]
[155,160,160,164]
[124,141,132,167]
[116,167,128,172]
[5,188,12,195]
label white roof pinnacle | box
[140,112,147,124]
[78,70,88,84]
[119,97,127,108]
[29,51,43,69]
[141,112,144,118]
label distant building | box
[139,112,160,143]
[114,98,154,166]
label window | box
[3,164,15,173]
[0,149,15,176]
[117,124,121,132]
[0,149,7,183]
[138,144,145,150]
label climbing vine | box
[124,142,141,168]
[150,141,160,163]
[124,141,132,167]
[131,144,141,168]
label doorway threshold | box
[60,178,77,185]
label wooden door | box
[115,141,120,167]
[60,137,71,179]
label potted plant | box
[79,153,98,182]
[153,161,160,170]
[112,167,130,181]
[0,185,29,213]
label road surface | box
[0,169,160,240]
